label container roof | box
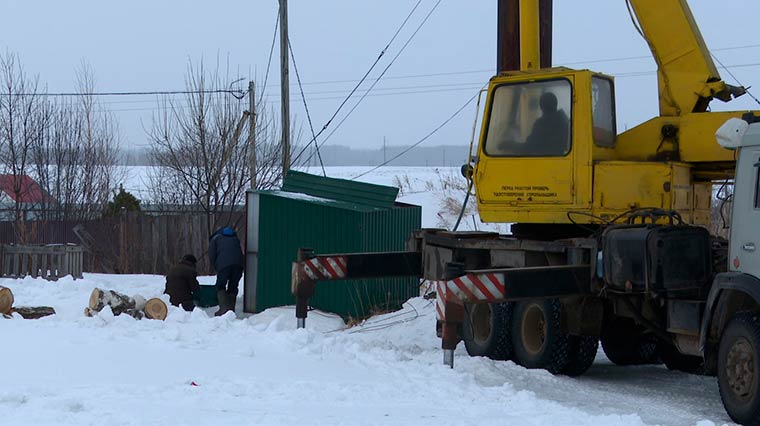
[282,171,399,209]
[261,190,378,212]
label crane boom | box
[627,0,739,116]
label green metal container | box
[193,284,218,308]
[244,171,421,319]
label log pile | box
[1,286,56,319]
[86,288,167,321]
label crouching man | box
[164,254,200,311]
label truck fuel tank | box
[602,225,712,293]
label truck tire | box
[658,342,704,374]
[463,302,513,360]
[600,317,659,365]
[511,299,570,374]
[717,312,760,426]
[561,336,599,377]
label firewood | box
[87,288,166,321]
[11,306,55,319]
[0,286,13,315]
[144,298,168,321]
[88,288,140,316]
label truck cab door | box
[476,77,575,206]
[730,134,760,277]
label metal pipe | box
[443,349,454,368]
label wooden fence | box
[1,244,84,279]
[0,211,245,275]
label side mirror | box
[460,164,474,179]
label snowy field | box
[0,166,736,425]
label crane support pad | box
[298,252,422,282]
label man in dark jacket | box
[164,254,200,311]
[209,227,244,316]
[525,92,569,155]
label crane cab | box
[474,68,618,225]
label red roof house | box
[0,174,56,206]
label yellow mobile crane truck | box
[291,0,760,423]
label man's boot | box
[214,290,228,316]
[227,290,238,313]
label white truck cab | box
[717,118,760,278]
[729,123,760,278]
[709,118,760,424]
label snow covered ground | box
[0,274,735,426]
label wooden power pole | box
[279,0,291,176]
[249,80,257,190]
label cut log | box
[144,298,168,321]
[0,286,13,315]
[12,306,55,319]
[89,288,139,316]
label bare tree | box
[29,61,122,223]
[147,58,289,234]
[0,52,43,241]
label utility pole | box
[279,0,291,176]
[383,136,387,163]
[249,81,257,190]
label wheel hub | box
[726,337,756,400]
[470,304,492,345]
[521,304,547,355]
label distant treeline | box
[120,144,472,167]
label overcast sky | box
[1,0,758,155]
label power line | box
[259,12,280,104]
[103,85,484,113]
[5,43,759,99]
[288,34,326,176]
[289,0,425,166]
[351,87,482,180]
[2,89,244,97]
[296,0,443,166]
[710,53,760,106]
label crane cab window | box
[484,79,572,157]
[592,77,616,147]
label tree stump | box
[144,298,168,321]
[0,286,13,315]
[11,306,56,319]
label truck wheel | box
[463,302,513,360]
[511,299,570,374]
[561,336,599,377]
[600,317,659,365]
[717,312,760,426]
[659,342,704,374]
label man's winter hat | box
[182,254,198,265]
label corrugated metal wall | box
[247,190,421,319]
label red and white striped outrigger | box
[291,235,592,367]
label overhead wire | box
[3,44,759,99]
[351,87,481,180]
[2,89,245,97]
[287,0,424,167]
[298,0,443,166]
[259,13,280,104]
[287,35,326,176]
[711,53,760,107]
